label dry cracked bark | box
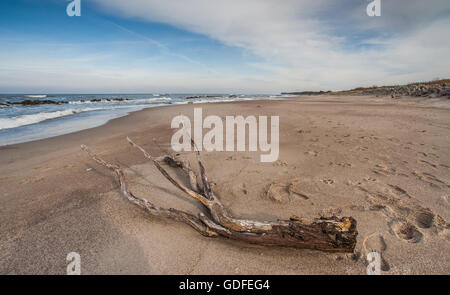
[81,138,357,252]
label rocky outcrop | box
[13,99,69,106]
[355,81,450,99]
[286,79,450,99]
[1,97,130,106]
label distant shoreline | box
[283,79,450,98]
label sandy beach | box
[0,95,449,274]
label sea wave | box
[24,95,47,98]
[0,108,101,130]
[68,97,172,105]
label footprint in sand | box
[356,146,369,151]
[428,153,439,159]
[372,164,397,176]
[337,162,352,168]
[20,176,44,184]
[321,178,334,185]
[232,183,248,196]
[363,233,390,271]
[265,179,317,203]
[435,215,450,240]
[272,160,288,167]
[329,161,352,168]
[390,221,423,243]
[265,182,291,203]
[419,159,437,169]
[356,183,449,243]
[359,135,379,141]
[287,180,313,200]
[388,137,401,143]
[412,170,449,189]
[362,177,377,182]
[387,184,412,199]
[320,206,342,217]
[33,166,53,171]
[413,208,435,229]
[440,164,450,169]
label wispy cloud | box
[93,0,450,91]
[105,20,221,74]
[1,0,449,92]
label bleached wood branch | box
[81,139,358,253]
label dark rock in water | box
[10,99,68,106]
[4,97,130,106]
[89,98,128,102]
[108,98,127,101]
[185,95,217,99]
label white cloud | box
[1,1,449,92]
[92,0,450,91]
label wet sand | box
[0,95,449,274]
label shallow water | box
[0,93,292,146]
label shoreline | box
[0,96,290,147]
[2,93,448,149]
[1,95,449,274]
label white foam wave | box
[0,108,101,130]
[193,99,238,104]
[68,97,171,105]
[24,95,47,98]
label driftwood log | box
[81,138,357,252]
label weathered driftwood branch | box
[80,144,217,237]
[81,139,357,252]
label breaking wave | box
[24,95,47,98]
[68,97,172,105]
[0,108,101,130]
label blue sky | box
[0,0,449,93]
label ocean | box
[0,93,294,146]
